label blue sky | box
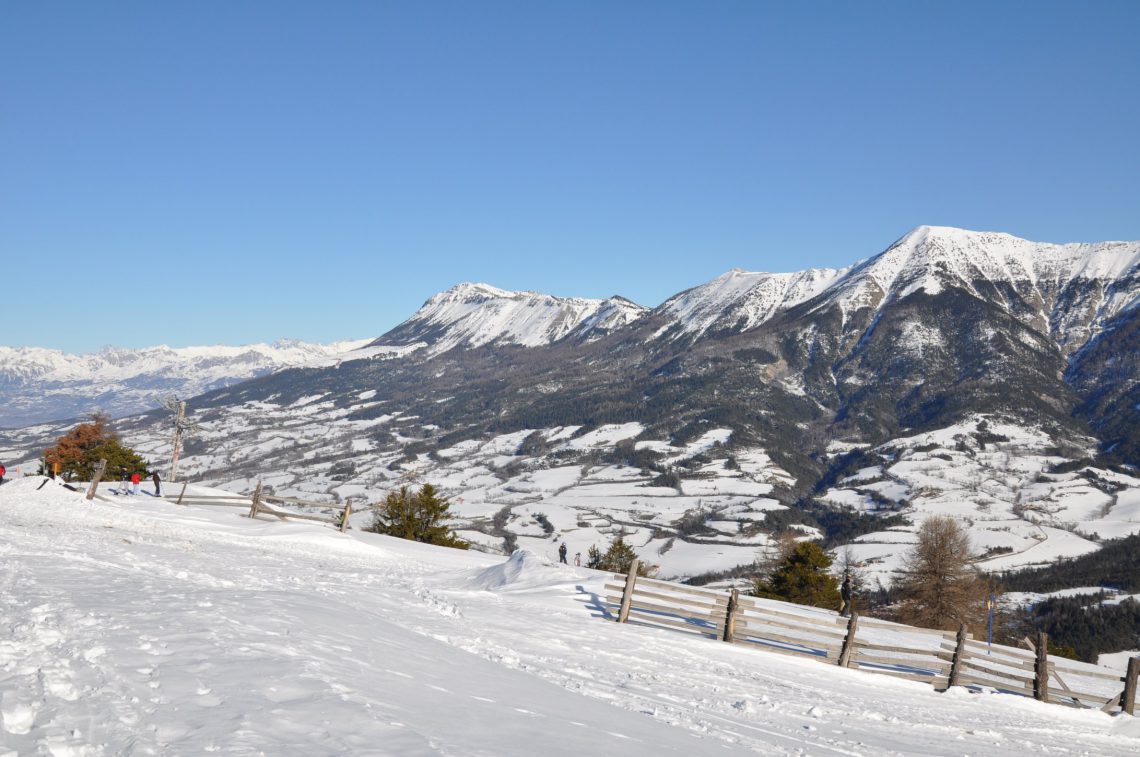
[3,1,1139,352]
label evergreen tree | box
[594,535,654,576]
[42,413,149,481]
[369,483,469,549]
[751,541,841,609]
[586,544,603,569]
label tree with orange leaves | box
[43,412,149,482]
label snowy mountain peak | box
[430,282,518,302]
[818,227,1140,336]
[369,284,648,354]
[869,225,1140,290]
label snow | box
[660,267,846,339]
[1099,651,1140,672]
[2,478,1138,755]
[0,338,374,426]
[371,283,648,355]
[814,416,1139,586]
[820,226,1140,344]
[562,423,645,450]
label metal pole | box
[987,592,994,654]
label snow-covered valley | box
[1,478,1137,755]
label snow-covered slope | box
[368,283,648,354]
[2,479,1136,755]
[0,339,372,427]
[656,267,847,339]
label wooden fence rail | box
[156,484,355,532]
[604,565,1140,716]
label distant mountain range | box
[0,339,370,427]
[3,225,1139,582]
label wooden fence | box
[604,559,1140,716]
[156,481,355,532]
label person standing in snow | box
[152,471,161,497]
[558,542,568,565]
[119,468,129,494]
[839,572,853,617]
[130,472,141,495]
[574,552,581,567]
[0,464,6,485]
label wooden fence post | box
[838,612,860,668]
[1121,657,1139,716]
[85,459,107,501]
[722,588,739,642]
[1034,631,1050,702]
[176,481,188,506]
[617,558,640,624]
[247,481,263,519]
[339,502,353,533]
[946,624,969,689]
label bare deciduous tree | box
[895,516,987,631]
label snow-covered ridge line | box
[0,338,373,383]
[658,266,849,338]
[367,282,649,353]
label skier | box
[574,552,581,567]
[839,572,853,617]
[0,464,6,485]
[119,468,129,494]
[130,472,141,495]
[152,471,161,497]
[558,542,568,565]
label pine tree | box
[369,483,469,549]
[751,541,841,609]
[593,535,654,576]
[586,544,603,569]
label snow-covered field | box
[1,478,1137,755]
[5,404,1139,590]
[821,417,1140,587]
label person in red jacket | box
[130,472,141,495]
[0,464,6,485]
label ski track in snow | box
[1,480,1138,755]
